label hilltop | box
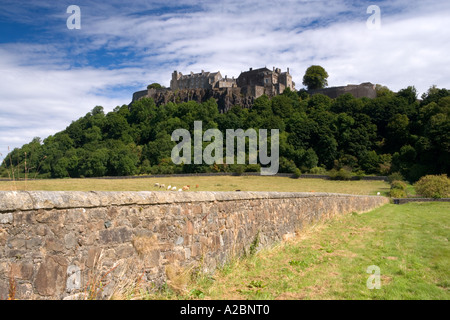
[131,67,377,112]
[1,78,448,182]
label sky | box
[1,0,450,162]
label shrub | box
[293,168,302,178]
[390,180,407,191]
[387,172,404,184]
[279,157,298,174]
[329,168,352,180]
[309,166,327,175]
[389,180,407,198]
[414,174,450,198]
[352,170,366,180]
[389,188,407,198]
[230,164,245,176]
[245,164,261,172]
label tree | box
[302,65,329,90]
[397,86,417,104]
[147,83,163,89]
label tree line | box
[1,84,449,182]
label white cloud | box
[0,47,150,161]
[1,0,450,162]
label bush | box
[293,168,302,178]
[245,164,261,172]
[390,180,407,191]
[279,157,298,174]
[309,166,327,175]
[389,180,407,198]
[230,164,245,176]
[389,188,407,198]
[329,168,352,180]
[414,174,450,198]
[387,172,404,184]
[352,170,366,180]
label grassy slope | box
[153,202,449,300]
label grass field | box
[148,202,449,300]
[0,175,390,196]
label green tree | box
[302,65,329,90]
[108,146,138,176]
[386,114,410,152]
[147,83,163,89]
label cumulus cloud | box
[0,47,150,161]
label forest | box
[1,84,449,183]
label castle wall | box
[309,83,377,99]
[132,90,148,102]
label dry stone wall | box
[0,191,388,300]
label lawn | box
[0,175,390,196]
[150,202,449,300]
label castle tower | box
[170,71,181,90]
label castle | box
[131,66,376,111]
[170,66,295,97]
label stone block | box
[0,213,13,224]
[191,243,201,257]
[45,238,65,253]
[64,232,78,249]
[35,255,68,296]
[100,226,132,244]
[185,220,194,235]
[86,248,102,268]
[145,250,160,268]
[11,261,34,280]
[26,237,43,249]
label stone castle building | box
[237,67,295,97]
[131,66,294,112]
[170,70,232,90]
[170,66,295,97]
[131,66,376,112]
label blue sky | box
[1,0,450,162]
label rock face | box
[134,87,256,112]
[0,190,388,300]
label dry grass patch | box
[0,175,389,195]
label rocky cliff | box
[132,87,256,112]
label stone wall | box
[0,191,388,300]
[393,198,450,204]
[131,89,148,103]
[309,82,377,99]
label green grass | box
[0,175,390,196]
[148,202,449,300]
